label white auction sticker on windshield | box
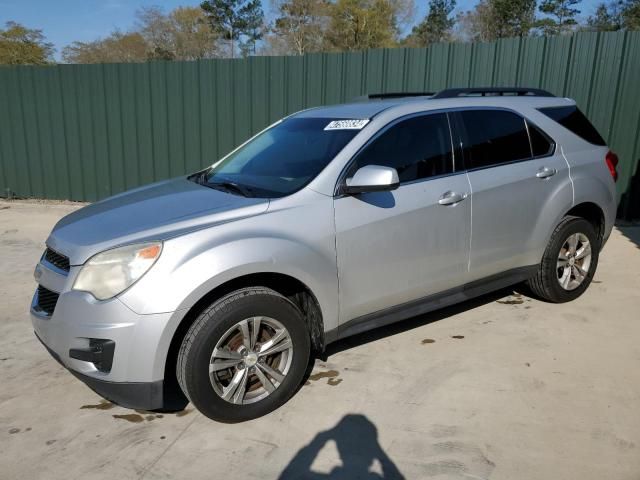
[324,119,370,131]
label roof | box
[292,97,420,119]
[292,89,574,120]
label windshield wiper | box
[190,169,210,185]
[207,181,254,198]
[189,170,254,197]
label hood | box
[47,177,269,265]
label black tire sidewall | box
[542,218,599,302]
[181,290,310,423]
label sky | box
[1,0,603,60]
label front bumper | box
[31,262,178,410]
[35,331,164,409]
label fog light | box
[69,339,115,373]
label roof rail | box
[365,92,435,100]
[431,87,555,99]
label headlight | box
[73,242,162,300]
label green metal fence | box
[1,31,639,215]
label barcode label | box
[324,119,370,131]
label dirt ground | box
[1,199,640,480]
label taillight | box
[605,150,618,182]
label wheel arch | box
[161,272,325,408]
[564,201,606,243]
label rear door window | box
[458,110,532,170]
[538,106,606,146]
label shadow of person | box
[278,414,405,479]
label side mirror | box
[343,165,400,195]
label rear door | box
[334,112,471,323]
[453,108,571,282]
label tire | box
[177,287,311,423]
[527,216,600,303]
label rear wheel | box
[527,216,600,303]
[177,287,310,422]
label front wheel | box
[177,287,311,422]
[527,216,600,303]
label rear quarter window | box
[528,122,555,157]
[538,106,606,146]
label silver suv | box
[32,88,618,422]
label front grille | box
[37,285,60,316]
[43,248,70,272]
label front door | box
[334,112,471,324]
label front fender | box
[120,235,339,381]
[117,189,338,381]
[121,234,338,318]
[180,237,337,321]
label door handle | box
[536,167,557,179]
[438,191,467,206]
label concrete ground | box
[1,199,640,480]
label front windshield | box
[197,117,362,198]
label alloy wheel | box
[557,232,592,291]
[209,317,293,405]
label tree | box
[269,0,328,55]
[492,0,537,37]
[536,0,580,34]
[324,0,414,51]
[137,6,219,60]
[63,6,220,64]
[171,6,219,59]
[582,0,640,31]
[239,2,266,55]
[406,0,456,46]
[453,1,497,41]
[200,0,265,58]
[623,0,640,29]
[136,6,176,59]
[585,1,624,31]
[454,0,535,41]
[0,21,54,65]
[62,31,148,64]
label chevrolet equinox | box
[32,88,618,422]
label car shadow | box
[617,159,640,221]
[617,225,640,249]
[323,286,515,357]
[356,191,396,209]
[278,414,405,479]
